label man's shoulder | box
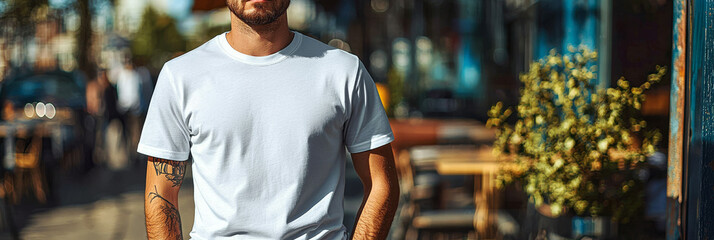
[163,35,224,74]
[295,33,360,68]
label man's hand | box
[145,156,188,240]
[351,143,400,240]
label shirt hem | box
[137,144,190,161]
[346,132,394,153]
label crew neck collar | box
[218,31,302,66]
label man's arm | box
[145,156,188,240]
[351,143,400,240]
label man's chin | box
[231,0,288,25]
[241,15,281,25]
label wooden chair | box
[412,209,478,240]
[401,146,478,240]
[8,127,47,204]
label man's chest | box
[181,73,348,141]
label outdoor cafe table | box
[0,120,65,168]
[389,118,496,153]
[433,146,514,239]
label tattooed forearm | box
[149,157,187,187]
[145,156,186,239]
[147,186,183,240]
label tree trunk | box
[76,0,92,76]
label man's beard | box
[227,0,290,26]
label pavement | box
[6,158,367,240]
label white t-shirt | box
[137,31,394,240]
[116,67,142,114]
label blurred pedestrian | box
[91,69,126,170]
[115,59,141,164]
[97,69,121,124]
[84,69,102,172]
[132,58,154,117]
[86,74,101,118]
[140,0,399,239]
[116,59,141,115]
[2,101,16,171]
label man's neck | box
[226,15,294,56]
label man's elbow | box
[370,176,400,200]
[371,179,400,216]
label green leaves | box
[489,46,666,221]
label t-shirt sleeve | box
[137,65,191,161]
[344,61,394,153]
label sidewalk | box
[20,188,194,240]
[11,157,365,240]
[13,162,196,240]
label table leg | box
[483,172,493,238]
[486,171,496,238]
[474,171,499,239]
[473,173,488,238]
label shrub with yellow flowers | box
[487,46,666,222]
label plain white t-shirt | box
[116,67,141,114]
[137,31,394,240]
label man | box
[140,0,399,239]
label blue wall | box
[535,0,599,59]
[685,0,714,238]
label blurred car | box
[0,70,88,171]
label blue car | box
[0,70,89,203]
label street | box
[9,158,366,239]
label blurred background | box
[0,0,677,239]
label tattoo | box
[149,157,187,187]
[148,186,183,239]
